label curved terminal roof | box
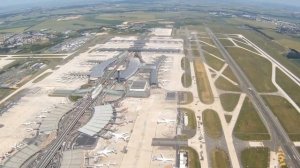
[116,58,140,81]
[150,55,167,85]
[3,144,40,168]
[89,52,128,80]
[78,104,113,136]
[39,104,74,134]
[89,57,117,79]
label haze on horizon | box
[1,0,300,7]
[0,0,300,13]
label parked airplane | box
[11,143,25,149]
[160,69,169,72]
[25,128,35,132]
[157,118,176,124]
[110,132,130,142]
[96,147,116,157]
[36,115,46,118]
[94,162,117,168]
[153,154,174,162]
[22,122,36,126]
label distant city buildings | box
[209,11,300,35]
[0,31,52,49]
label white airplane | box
[153,154,174,162]
[36,115,46,118]
[160,69,169,72]
[96,147,116,157]
[41,109,50,113]
[157,118,176,124]
[110,132,130,142]
[22,122,35,126]
[25,128,35,132]
[11,143,25,149]
[94,162,117,168]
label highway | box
[206,28,300,168]
[32,53,128,168]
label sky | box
[0,0,299,11]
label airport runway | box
[206,27,300,168]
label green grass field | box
[220,93,240,112]
[194,57,214,104]
[234,97,270,140]
[231,39,259,53]
[277,39,300,51]
[0,88,14,101]
[241,148,270,168]
[225,115,232,123]
[207,18,300,80]
[202,45,223,59]
[181,57,192,88]
[203,53,224,71]
[192,49,201,57]
[29,16,122,32]
[215,76,241,92]
[219,38,234,46]
[0,27,28,33]
[276,68,300,107]
[263,95,300,141]
[179,108,197,130]
[181,73,192,88]
[222,66,238,83]
[181,147,201,168]
[211,149,231,168]
[227,47,277,92]
[32,72,53,83]
[203,109,222,138]
[198,37,214,46]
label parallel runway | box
[207,28,300,168]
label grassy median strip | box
[202,45,223,59]
[211,148,231,168]
[182,72,192,88]
[276,68,300,107]
[193,57,214,104]
[0,88,15,101]
[232,39,259,53]
[241,147,269,168]
[32,72,53,83]
[225,115,232,123]
[203,53,224,71]
[179,108,197,130]
[222,66,238,83]
[198,37,214,46]
[181,147,201,168]
[181,57,192,88]
[219,38,235,47]
[220,93,240,112]
[263,95,300,141]
[203,109,222,138]
[234,97,270,140]
[215,76,241,92]
[227,47,277,92]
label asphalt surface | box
[206,27,300,168]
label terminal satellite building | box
[127,80,150,98]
